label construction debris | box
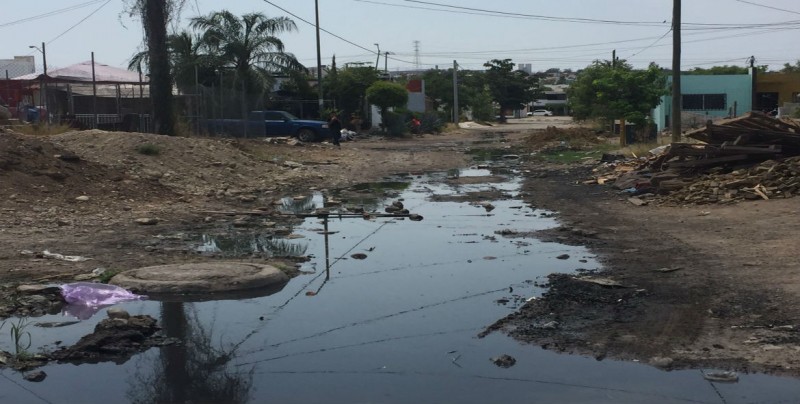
[589,112,800,205]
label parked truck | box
[204,110,330,141]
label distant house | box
[652,73,753,131]
[10,60,150,128]
[754,72,800,115]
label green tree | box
[366,81,408,129]
[421,68,489,122]
[568,60,667,129]
[781,60,800,73]
[686,65,766,75]
[483,59,540,122]
[191,10,305,128]
[325,63,379,119]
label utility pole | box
[41,42,47,123]
[612,48,626,146]
[315,0,323,116]
[671,0,682,142]
[384,51,391,74]
[452,60,459,124]
[374,43,380,71]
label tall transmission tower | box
[413,40,421,70]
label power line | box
[401,0,669,26]
[47,0,112,45]
[262,0,416,66]
[628,28,673,59]
[360,0,800,30]
[0,0,107,29]
[733,0,800,15]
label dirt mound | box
[0,130,169,212]
[523,126,605,149]
[49,130,336,199]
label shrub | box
[136,143,161,156]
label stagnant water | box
[2,168,799,404]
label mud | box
[1,123,799,378]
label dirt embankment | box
[1,125,799,376]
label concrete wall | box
[653,74,753,131]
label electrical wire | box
[262,0,416,66]
[733,0,800,15]
[47,0,112,44]
[0,0,107,29]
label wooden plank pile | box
[652,112,800,173]
[589,112,800,205]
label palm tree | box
[140,0,177,136]
[191,11,306,132]
[128,31,216,93]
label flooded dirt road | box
[2,166,799,403]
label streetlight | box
[374,43,380,70]
[29,42,47,122]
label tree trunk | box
[143,0,175,136]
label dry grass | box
[12,123,74,136]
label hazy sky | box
[3,0,800,75]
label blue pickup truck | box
[204,111,330,141]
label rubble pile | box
[588,112,800,205]
[656,156,800,204]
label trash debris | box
[703,370,739,383]
[42,250,91,262]
[59,282,147,319]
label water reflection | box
[127,302,254,404]
[198,234,308,258]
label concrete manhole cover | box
[110,262,289,295]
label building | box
[652,73,753,131]
[0,56,35,79]
[754,72,800,114]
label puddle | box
[2,167,800,403]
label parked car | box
[204,110,330,141]
[527,109,553,117]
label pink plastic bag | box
[60,282,147,306]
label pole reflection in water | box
[127,302,254,403]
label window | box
[682,93,727,111]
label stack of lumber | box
[588,112,800,205]
[653,112,800,172]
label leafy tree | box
[686,65,766,75]
[129,31,220,93]
[366,81,408,130]
[781,60,800,73]
[483,59,541,121]
[191,11,305,126]
[568,59,668,129]
[325,64,379,119]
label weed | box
[6,317,32,358]
[97,269,120,284]
[13,123,74,136]
[136,143,161,156]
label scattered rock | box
[409,214,424,221]
[23,371,47,382]
[351,253,368,260]
[75,195,90,202]
[556,254,570,260]
[135,218,159,225]
[650,356,674,369]
[490,354,517,368]
[107,308,130,320]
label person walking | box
[328,112,342,147]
